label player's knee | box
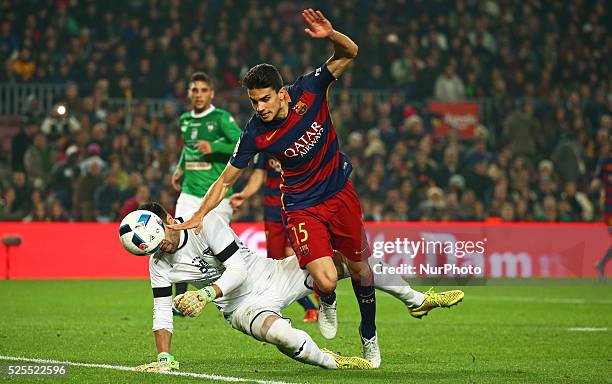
[314,277,337,296]
[309,260,338,295]
[251,313,279,341]
[347,261,372,282]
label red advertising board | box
[427,101,479,138]
[0,222,609,279]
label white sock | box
[373,278,425,307]
[342,263,426,307]
[265,318,336,369]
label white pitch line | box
[467,295,612,305]
[0,355,301,384]
[567,327,608,332]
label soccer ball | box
[119,210,165,256]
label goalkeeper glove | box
[133,352,179,372]
[173,286,217,317]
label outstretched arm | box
[133,285,180,372]
[302,8,358,79]
[229,169,265,210]
[168,163,242,233]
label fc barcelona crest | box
[299,244,310,256]
[293,100,308,115]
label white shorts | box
[228,256,312,338]
[175,193,232,224]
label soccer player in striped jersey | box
[231,155,462,321]
[170,9,463,367]
[230,153,319,322]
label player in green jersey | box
[172,72,241,224]
[171,72,241,300]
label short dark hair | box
[189,72,214,89]
[241,63,283,91]
[138,202,168,224]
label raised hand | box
[195,140,212,155]
[302,9,333,39]
[171,169,183,192]
[229,192,246,210]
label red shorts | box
[264,221,290,260]
[282,181,371,268]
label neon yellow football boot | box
[409,288,464,319]
[320,349,375,369]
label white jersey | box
[149,211,276,315]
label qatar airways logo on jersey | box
[284,122,323,158]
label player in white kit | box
[131,202,463,372]
[133,202,373,371]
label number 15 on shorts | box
[290,222,309,256]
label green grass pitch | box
[0,279,610,383]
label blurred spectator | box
[537,196,558,222]
[11,119,38,171]
[49,200,70,222]
[0,187,19,220]
[40,105,81,145]
[465,160,493,204]
[433,62,465,102]
[8,171,31,217]
[503,102,538,157]
[10,48,35,81]
[500,202,515,222]
[364,130,386,158]
[390,46,421,96]
[73,159,103,221]
[552,134,587,183]
[119,185,150,220]
[23,202,49,222]
[0,19,18,61]
[61,82,82,115]
[21,94,45,124]
[23,132,54,189]
[48,145,81,211]
[79,143,107,175]
[418,186,446,220]
[435,146,460,188]
[94,173,121,222]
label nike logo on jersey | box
[284,121,323,158]
[266,130,279,141]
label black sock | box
[297,296,317,310]
[352,272,376,340]
[174,283,187,296]
[320,291,336,306]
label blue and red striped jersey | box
[254,153,283,222]
[230,63,352,211]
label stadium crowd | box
[0,0,610,223]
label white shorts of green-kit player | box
[175,192,233,224]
